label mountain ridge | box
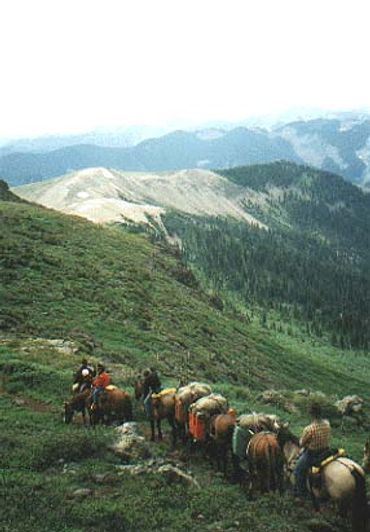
[3,116,370,186]
[13,167,266,227]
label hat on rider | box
[309,402,322,419]
[81,368,90,377]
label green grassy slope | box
[1,199,369,531]
[2,199,369,394]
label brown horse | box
[151,388,178,446]
[64,388,92,425]
[209,411,237,474]
[281,429,368,532]
[247,431,284,493]
[90,387,133,426]
[134,376,177,443]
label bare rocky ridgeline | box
[14,167,267,228]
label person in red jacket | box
[92,363,111,405]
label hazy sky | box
[1,0,370,139]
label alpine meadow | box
[2,136,370,531]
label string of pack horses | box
[64,359,370,531]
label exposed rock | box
[116,458,199,488]
[48,339,79,355]
[14,398,26,406]
[30,337,79,355]
[259,389,285,405]
[335,395,364,416]
[157,464,200,489]
[92,473,116,484]
[294,389,309,396]
[70,488,93,499]
[110,422,151,460]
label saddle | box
[151,388,176,399]
[310,448,347,475]
[308,448,347,491]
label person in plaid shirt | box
[294,402,331,498]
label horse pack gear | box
[310,448,347,475]
[308,448,347,492]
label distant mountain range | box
[2,114,370,187]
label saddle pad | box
[152,387,176,398]
[105,385,117,391]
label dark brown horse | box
[64,388,92,425]
[247,431,284,493]
[209,410,237,474]
[90,387,133,426]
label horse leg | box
[150,419,155,441]
[211,440,219,470]
[168,416,177,448]
[277,458,285,495]
[307,476,320,512]
[231,453,242,483]
[220,442,228,474]
[157,419,163,441]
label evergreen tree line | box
[163,212,370,350]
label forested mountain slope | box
[164,162,370,349]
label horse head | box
[275,423,300,481]
[266,414,282,432]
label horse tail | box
[268,440,281,491]
[266,441,275,491]
[351,468,368,532]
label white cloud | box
[1,0,370,139]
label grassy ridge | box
[1,199,369,531]
[1,200,369,394]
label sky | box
[1,0,370,140]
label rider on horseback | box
[142,367,162,417]
[73,357,96,392]
[92,363,111,407]
[294,402,331,498]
